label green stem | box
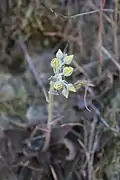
[43,82,54,151]
[48,85,54,123]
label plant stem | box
[43,83,54,151]
[48,85,54,123]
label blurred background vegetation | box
[0,0,120,180]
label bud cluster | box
[49,49,76,98]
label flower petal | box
[62,88,69,98]
[56,49,64,59]
[63,66,73,77]
[67,83,76,92]
[63,55,74,65]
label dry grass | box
[0,0,120,180]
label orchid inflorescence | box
[49,49,76,98]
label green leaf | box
[56,49,64,59]
[63,66,73,77]
[67,83,76,92]
[62,88,69,98]
[63,55,74,65]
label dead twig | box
[101,46,120,71]
[98,0,105,74]
[19,35,48,102]
[87,115,98,180]
[41,1,120,19]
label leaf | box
[63,55,74,65]
[4,128,30,151]
[67,83,76,92]
[51,124,73,145]
[56,49,64,59]
[62,88,69,98]
[63,66,73,77]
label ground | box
[0,0,120,180]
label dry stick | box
[98,0,105,74]
[91,131,99,180]
[101,46,120,71]
[87,116,98,180]
[113,0,119,60]
[96,44,120,71]
[89,1,118,29]
[41,1,120,19]
[68,9,120,19]
[42,0,120,19]
[77,139,90,168]
[91,103,119,133]
[84,86,91,112]
[50,165,58,180]
[44,32,78,43]
[19,36,49,102]
[73,60,90,79]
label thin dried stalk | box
[113,0,119,60]
[19,35,48,102]
[98,0,105,74]
[87,116,98,180]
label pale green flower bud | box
[51,58,61,69]
[63,66,73,77]
[54,81,63,90]
[63,55,74,65]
